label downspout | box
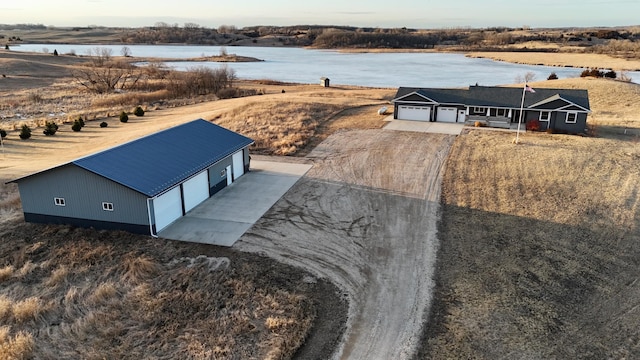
[147,197,158,238]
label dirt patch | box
[415,130,640,359]
[236,129,456,359]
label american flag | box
[525,85,536,93]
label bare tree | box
[72,47,142,93]
[217,24,237,34]
[121,46,132,57]
[515,71,536,83]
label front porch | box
[465,115,527,131]
[465,115,513,129]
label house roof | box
[11,119,254,197]
[393,85,590,111]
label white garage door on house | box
[232,150,245,180]
[182,170,209,213]
[153,186,183,232]
[436,107,458,123]
[397,105,431,121]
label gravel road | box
[236,129,455,359]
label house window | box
[496,108,508,117]
[102,202,114,211]
[566,112,577,124]
[220,169,226,178]
[54,197,65,206]
[473,107,486,114]
[540,111,551,122]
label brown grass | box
[213,101,345,155]
[466,51,640,71]
[0,327,35,360]
[418,130,640,359]
[0,266,13,282]
[0,223,323,359]
[12,297,43,323]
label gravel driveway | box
[235,129,455,359]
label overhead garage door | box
[397,105,431,121]
[154,186,182,232]
[437,107,458,123]
[232,150,245,180]
[182,170,209,213]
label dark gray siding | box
[550,112,588,133]
[243,148,250,172]
[17,164,150,226]
[208,156,233,195]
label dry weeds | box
[418,130,640,359]
[467,51,640,71]
[0,222,326,359]
[214,101,344,155]
[0,327,35,360]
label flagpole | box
[515,82,527,144]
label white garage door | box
[232,150,245,180]
[154,186,182,232]
[182,170,209,213]
[397,105,431,121]
[437,107,458,123]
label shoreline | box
[7,42,640,71]
[466,51,640,71]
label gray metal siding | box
[17,164,150,226]
[243,148,250,171]
[208,157,233,186]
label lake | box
[13,44,639,88]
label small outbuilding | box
[9,119,254,236]
[320,77,330,87]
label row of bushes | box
[0,107,145,140]
[580,68,617,78]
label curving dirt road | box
[236,129,455,359]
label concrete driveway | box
[384,117,465,135]
[158,160,312,246]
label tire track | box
[236,129,455,359]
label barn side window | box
[54,197,66,206]
[102,202,114,211]
[220,169,226,177]
[565,112,577,124]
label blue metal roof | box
[72,119,253,197]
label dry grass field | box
[0,50,394,359]
[415,82,640,358]
[2,44,640,358]
[0,218,341,359]
[467,51,640,71]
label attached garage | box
[436,107,458,123]
[10,119,254,236]
[397,105,431,121]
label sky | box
[1,0,638,29]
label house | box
[391,85,591,133]
[9,119,254,236]
[320,77,330,87]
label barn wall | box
[208,156,233,195]
[17,164,149,226]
